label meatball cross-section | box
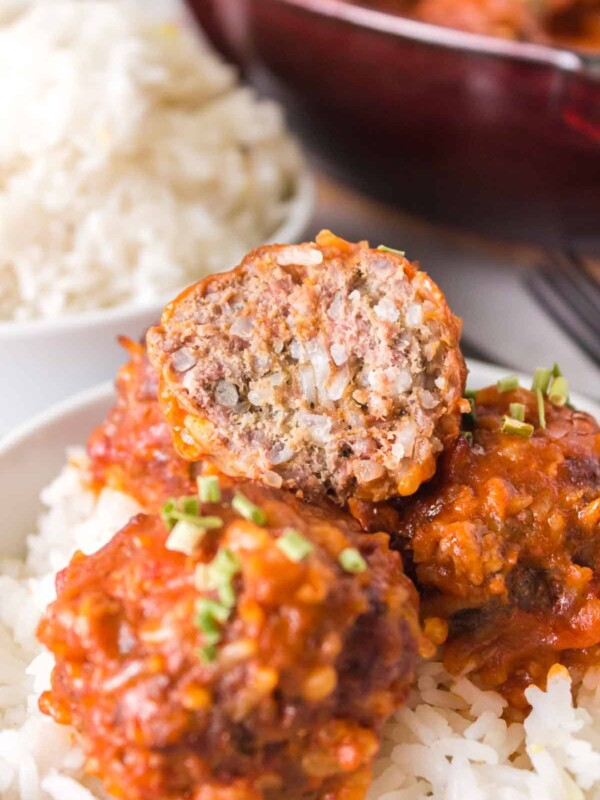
[147,231,465,505]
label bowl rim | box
[269,0,599,71]
[0,380,113,454]
[0,167,315,338]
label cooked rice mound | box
[147,231,466,504]
[0,0,301,320]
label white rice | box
[0,0,302,321]
[3,455,600,800]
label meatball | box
[87,337,197,511]
[366,0,589,42]
[38,476,422,800]
[409,0,581,40]
[147,230,466,505]
[393,380,600,706]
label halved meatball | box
[393,380,600,706]
[147,231,466,504]
[38,476,422,800]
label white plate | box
[0,170,315,436]
[1,358,598,559]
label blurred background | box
[1,0,599,435]
[191,0,600,396]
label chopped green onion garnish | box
[196,597,231,626]
[536,389,546,430]
[531,367,552,394]
[197,516,224,529]
[501,416,534,438]
[165,519,206,555]
[197,623,221,647]
[377,244,405,256]
[217,582,236,608]
[339,547,367,574]
[170,514,222,530]
[462,431,473,444]
[509,403,525,422]
[194,564,208,590]
[161,498,178,530]
[206,547,241,608]
[469,399,477,421]
[161,496,222,531]
[276,529,314,563]
[464,389,478,400]
[203,631,221,648]
[232,492,267,525]
[194,554,241,664]
[497,375,519,393]
[548,376,569,406]
[198,644,217,663]
[182,496,200,516]
[552,362,563,378]
[462,396,477,424]
[197,475,221,503]
[210,547,241,582]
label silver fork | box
[525,251,600,368]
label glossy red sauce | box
[87,338,198,511]
[395,385,600,707]
[38,480,421,800]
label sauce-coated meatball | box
[39,477,423,800]
[394,383,600,706]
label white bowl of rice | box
[1,359,600,800]
[0,0,313,434]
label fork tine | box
[526,259,600,368]
[542,267,600,339]
[568,250,600,306]
[538,250,600,335]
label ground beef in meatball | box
[38,476,423,800]
[147,231,466,505]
